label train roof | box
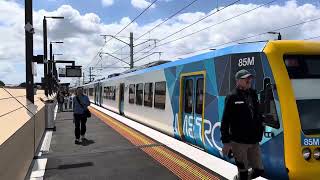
[85,41,268,85]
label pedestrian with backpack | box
[73,87,91,144]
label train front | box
[264,40,320,180]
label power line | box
[169,16,320,59]
[135,0,199,41]
[132,0,240,62]
[110,0,238,65]
[304,35,320,40]
[159,0,240,42]
[103,0,159,46]
[99,0,200,68]
[158,0,278,47]
[85,0,158,69]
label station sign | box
[66,66,82,77]
[59,68,66,77]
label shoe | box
[81,135,88,142]
[75,139,81,144]
[233,175,239,180]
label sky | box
[0,0,320,85]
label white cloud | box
[0,0,320,85]
[101,0,114,7]
[131,0,156,9]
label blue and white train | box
[81,40,320,180]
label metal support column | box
[43,17,48,96]
[25,0,34,103]
[130,32,134,69]
[48,43,53,95]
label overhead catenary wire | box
[133,0,278,64]
[135,0,200,41]
[158,0,278,47]
[169,16,320,59]
[158,0,240,43]
[85,0,158,69]
[100,0,201,68]
[304,35,320,40]
[132,0,241,63]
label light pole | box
[268,31,282,40]
[43,16,64,96]
[48,41,63,94]
[25,0,34,103]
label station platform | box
[32,107,226,180]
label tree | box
[0,80,4,87]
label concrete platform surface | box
[43,112,179,180]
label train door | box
[181,74,205,148]
[99,85,103,106]
[94,84,99,104]
[119,83,124,115]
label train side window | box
[112,86,116,100]
[144,83,153,107]
[136,83,143,105]
[154,81,166,109]
[129,84,135,104]
[103,87,108,99]
[89,88,94,96]
[196,78,204,114]
[184,79,193,113]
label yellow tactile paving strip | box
[90,107,221,180]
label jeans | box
[74,113,87,139]
[58,103,63,112]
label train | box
[79,40,320,180]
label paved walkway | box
[43,109,224,180]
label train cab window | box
[89,88,94,96]
[154,81,166,109]
[129,84,135,104]
[184,79,193,113]
[136,83,143,105]
[284,55,320,78]
[144,83,153,107]
[196,78,204,114]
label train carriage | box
[83,40,320,180]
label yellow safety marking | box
[90,108,220,180]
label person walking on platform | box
[221,69,264,180]
[73,87,91,144]
[57,91,64,112]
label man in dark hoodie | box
[221,69,264,180]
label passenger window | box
[89,88,94,96]
[144,83,153,107]
[104,87,108,99]
[129,84,135,104]
[136,83,143,105]
[106,86,116,100]
[154,81,166,109]
[184,79,193,113]
[196,78,204,114]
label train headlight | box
[313,148,320,160]
[302,148,311,161]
